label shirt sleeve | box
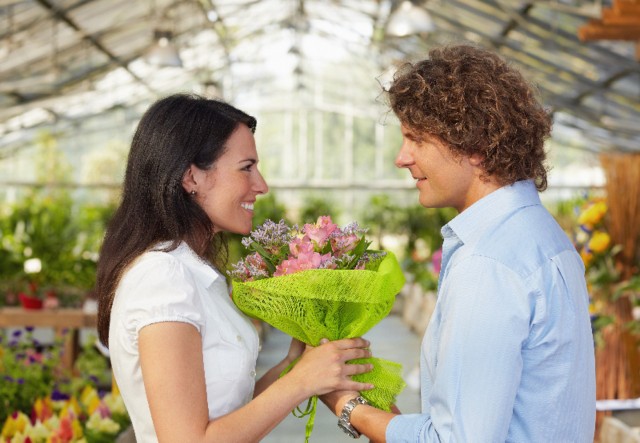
[117,252,206,338]
[388,255,536,442]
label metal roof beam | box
[33,0,156,95]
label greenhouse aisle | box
[256,314,422,443]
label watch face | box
[338,420,359,438]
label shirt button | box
[236,335,243,342]
[250,370,256,377]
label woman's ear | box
[182,165,197,194]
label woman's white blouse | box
[108,242,260,443]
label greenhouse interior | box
[1,0,639,441]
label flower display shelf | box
[19,293,44,310]
[0,307,97,371]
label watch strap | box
[338,395,368,438]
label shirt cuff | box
[386,413,432,443]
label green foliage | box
[0,189,115,305]
[360,194,453,291]
[72,335,112,391]
[253,193,289,226]
[298,196,339,225]
[360,194,402,250]
[0,328,66,424]
[398,205,455,253]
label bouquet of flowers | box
[229,216,406,441]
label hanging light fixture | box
[146,29,183,68]
[386,1,435,37]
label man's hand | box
[320,390,360,416]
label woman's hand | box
[285,337,306,365]
[287,337,374,397]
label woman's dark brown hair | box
[95,93,256,346]
[387,44,551,190]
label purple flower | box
[51,389,70,401]
[245,219,294,254]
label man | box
[323,44,596,442]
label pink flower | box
[330,234,359,256]
[304,216,338,248]
[289,236,315,257]
[245,252,267,271]
[274,251,333,276]
[431,248,443,275]
[43,295,60,310]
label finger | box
[331,337,370,350]
[344,363,374,376]
[339,381,375,392]
[341,347,372,362]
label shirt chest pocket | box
[203,323,254,381]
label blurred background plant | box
[573,196,640,346]
[573,197,619,345]
[0,189,115,308]
[0,327,128,441]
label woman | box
[96,94,373,442]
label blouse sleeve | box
[115,252,206,339]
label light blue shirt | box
[387,180,596,442]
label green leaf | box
[248,242,276,274]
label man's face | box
[395,125,479,213]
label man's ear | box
[182,165,197,194]
[468,153,484,167]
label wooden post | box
[596,153,640,435]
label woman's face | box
[184,123,268,235]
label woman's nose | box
[255,171,269,194]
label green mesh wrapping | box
[232,252,406,441]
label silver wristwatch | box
[337,396,368,438]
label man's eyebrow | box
[403,130,418,140]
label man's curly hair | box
[387,44,551,191]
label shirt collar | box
[443,180,541,244]
[156,241,221,288]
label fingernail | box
[320,338,329,344]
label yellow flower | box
[22,420,50,442]
[1,412,29,439]
[103,393,127,415]
[86,413,120,434]
[79,385,98,408]
[578,201,607,227]
[72,418,84,439]
[589,231,611,253]
[580,249,594,267]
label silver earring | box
[190,190,196,195]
